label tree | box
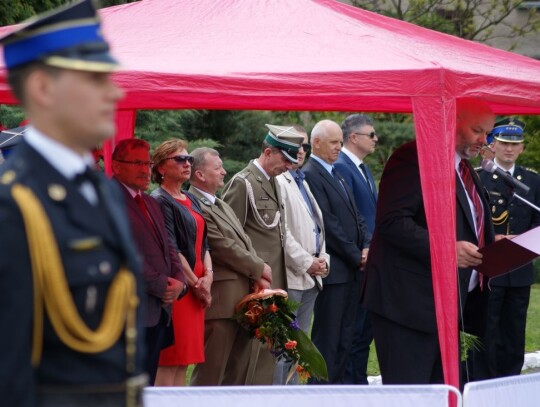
[350,0,540,51]
[0,0,137,26]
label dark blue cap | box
[489,118,525,143]
[0,0,118,72]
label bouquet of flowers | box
[234,289,328,383]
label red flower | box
[284,340,297,350]
[255,328,262,339]
[266,303,278,313]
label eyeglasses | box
[165,155,194,165]
[114,159,153,168]
[354,131,377,139]
[301,143,311,151]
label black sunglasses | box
[301,143,311,151]
[166,155,194,165]
[354,131,377,139]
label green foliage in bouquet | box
[460,331,483,362]
[234,289,328,382]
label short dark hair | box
[341,114,373,143]
[7,62,61,105]
[112,138,150,161]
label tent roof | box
[1,0,540,391]
[1,0,540,113]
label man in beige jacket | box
[188,147,272,385]
[274,126,330,384]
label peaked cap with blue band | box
[264,124,304,164]
[488,117,525,143]
[0,0,118,72]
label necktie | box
[332,167,347,195]
[459,160,485,289]
[459,160,485,248]
[359,163,374,195]
[294,171,320,254]
[134,194,158,236]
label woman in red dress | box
[151,139,213,386]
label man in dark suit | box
[476,118,540,378]
[303,119,371,384]
[0,1,146,406]
[112,139,187,385]
[188,147,273,385]
[361,98,496,385]
[335,114,378,384]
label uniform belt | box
[38,373,147,407]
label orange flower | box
[255,328,262,339]
[244,301,264,324]
[284,340,297,350]
[266,303,278,313]
[296,365,311,382]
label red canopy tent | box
[2,0,540,391]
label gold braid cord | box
[11,184,139,369]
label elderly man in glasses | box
[112,139,187,386]
[334,114,379,385]
[222,124,304,384]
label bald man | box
[361,98,496,386]
[302,120,371,384]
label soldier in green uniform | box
[0,1,146,406]
[476,118,540,378]
[222,125,303,384]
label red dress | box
[158,197,206,366]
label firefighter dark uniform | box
[0,1,146,406]
[475,118,540,379]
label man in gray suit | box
[222,125,303,384]
[188,147,272,385]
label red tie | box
[459,160,485,288]
[134,194,158,236]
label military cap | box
[264,124,304,164]
[489,118,525,143]
[0,0,118,72]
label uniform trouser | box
[191,319,254,385]
[38,393,126,407]
[471,285,531,379]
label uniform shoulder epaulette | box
[475,166,483,172]
[524,167,538,174]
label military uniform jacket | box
[222,160,287,289]
[478,165,540,286]
[188,186,265,319]
[0,141,144,407]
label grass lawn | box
[525,284,540,352]
[188,284,540,381]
